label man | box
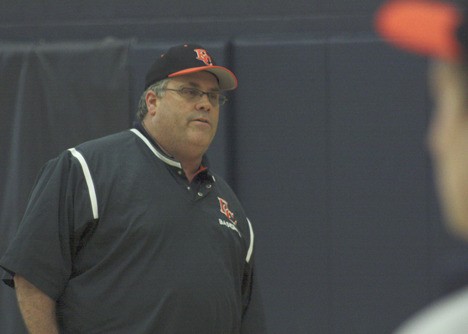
[376,1,468,332]
[0,44,266,333]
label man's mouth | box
[192,118,210,125]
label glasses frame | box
[161,87,228,106]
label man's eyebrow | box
[182,81,220,92]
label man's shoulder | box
[64,129,144,170]
[74,129,134,153]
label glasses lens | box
[176,88,227,106]
[180,88,199,100]
[207,92,219,106]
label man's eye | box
[208,93,219,100]
[182,88,200,97]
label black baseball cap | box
[144,44,238,90]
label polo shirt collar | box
[131,122,211,171]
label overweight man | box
[1,44,266,334]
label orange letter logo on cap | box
[194,49,213,66]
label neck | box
[141,119,206,182]
[179,158,203,183]
[141,121,174,158]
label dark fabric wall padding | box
[232,37,331,334]
[0,39,132,332]
[328,40,431,333]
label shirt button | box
[197,192,203,197]
[206,184,212,189]
[187,186,191,191]
[178,170,183,175]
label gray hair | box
[135,78,170,121]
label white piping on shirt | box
[246,218,254,263]
[130,128,182,169]
[68,148,99,220]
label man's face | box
[428,61,468,240]
[148,71,220,159]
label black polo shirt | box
[0,126,265,333]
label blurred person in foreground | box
[376,0,468,333]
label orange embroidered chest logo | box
[218,197,237,225]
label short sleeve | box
[0,150,94,300]
[240,218,267,333]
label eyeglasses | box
[161,87,228,106]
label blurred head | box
[428,60,468,239]
[375,0,468,239]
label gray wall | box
[2,1,468,333]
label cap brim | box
[375,0,463,61]
[169,66,238,91]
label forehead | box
[170,71,220,89]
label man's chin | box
[187,135,214,151]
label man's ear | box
[146,90,158,115]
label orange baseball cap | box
[375,0,466,61]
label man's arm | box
[14,274,59,334]
[240,268,267,334]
